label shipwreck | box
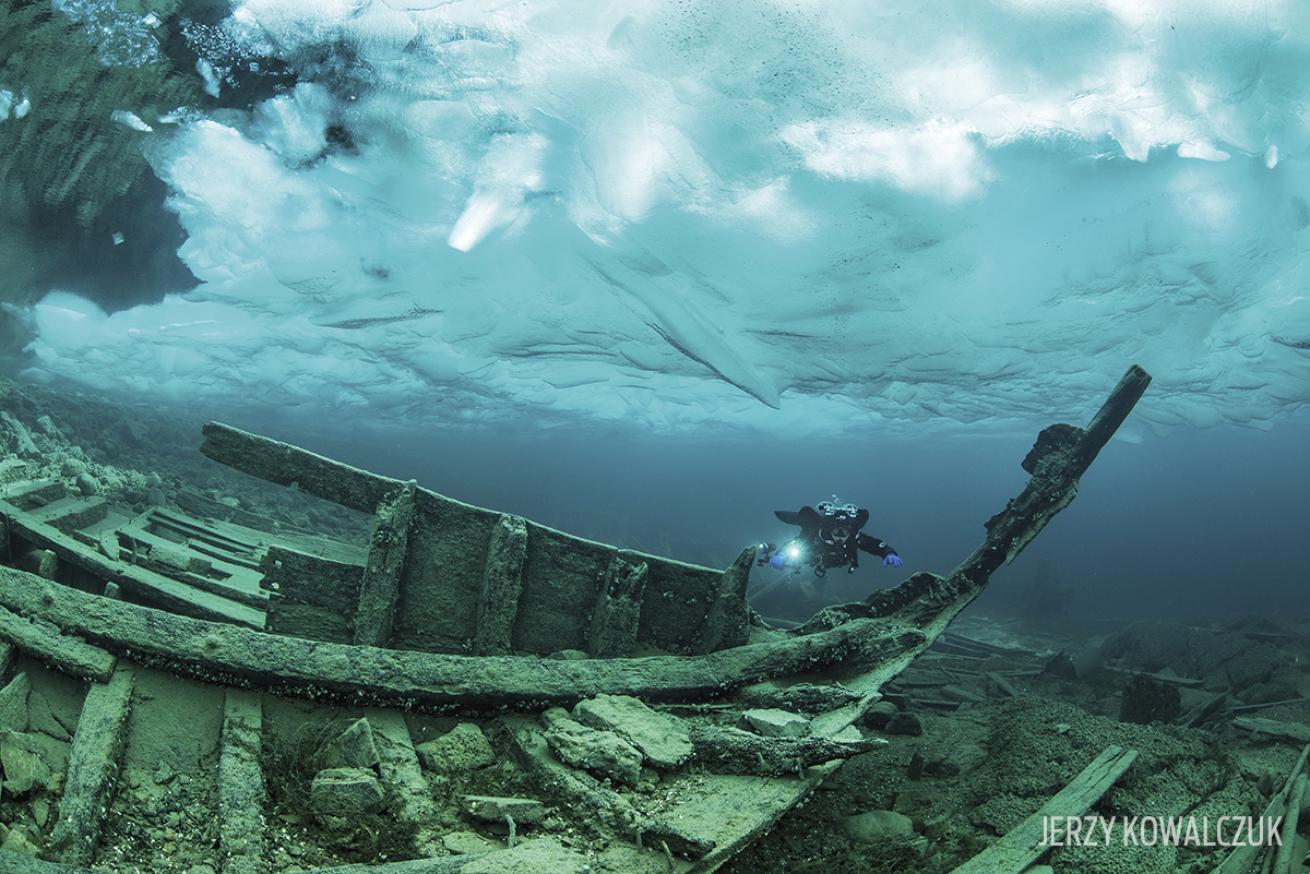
[0,366,1155,873]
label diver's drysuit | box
[760,501,901,577]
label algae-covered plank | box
[0,602,115,681]
[50,663,136,866]
[0,849,98,873]
[692,546,754,654]
[219,689,265,874]
[0,566,924,709]
[950,745,1138,874]
[1214,744,1309,874]
[472,514,528,656]
[589,557,647,658]
[354,481,416,647]
[200,422,401,513]
[1233,716,1310,743]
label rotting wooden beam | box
[0,566,925,710]
[0,602,115,681]
[588,557,648,658]
[692,546,754,654]
[50,664,136,866]
[353,481,416,647]
[1233,716,1310,744]
[950,745,1139,874]
[1214,744,1308,874]
[1272,772,1306,874]
[472,514,528,656]
[219,689,265,874]
[200,422,398,513]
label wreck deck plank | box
[950,745,1139,874]
[218,689,265,874]
[353,481,416,647]
[50,664,136,866]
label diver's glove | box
[883,553,903,568]
[768,553,787,569]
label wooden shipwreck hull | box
[0,366,1151,873]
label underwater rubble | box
[0,365,1302,873]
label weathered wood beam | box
[1273,772,1306,874]
[219,689,265,874]
[589,557,647,658]
[50,664,136,866]
[1233,716,1310,744]
[692,547,754,654]
[0,602,115,681]
[0,565,924,710]
[472,514,528,656]
[1214,744,1308,874]
[950,745,1138,874]
[353,481,416,647]
[200,422,399,513]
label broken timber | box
[950,745,1139,874]
[218,690,265,874]
[353,480,415,646]
[1213,744,1309,874]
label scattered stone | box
[416,722,496,773]
[1,824,40,856]
[883,712,923,736]
[0,672,30,732]
[543,711,643,787]
[1257,771,1276,796]
[32,796,48,828]
[462,795,546,826]
[443,830,499,854]
[1,412,39,458]
[861,700,900,730]
[842,809,914,843]
[0,732,52,796]
[907,752,925,779]
[546,649,589,661]
[457,837,589,873]
[573,694,693,769]
[738,708,811,739]
[76,473,99,496]
[59,458,85,478]
[319,718,380,772]
[308,767,385,820]
[35,415,58,436]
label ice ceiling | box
[24,0,1310,433]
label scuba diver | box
[757,498,902,579]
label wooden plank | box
[0,499,264,628]
[691,546,753,654]
[353,481,416,647]
[472,514,528,656]
[200,422,400,514]
[49,664,136,866]
[219,689,265,874]
[1233,716,1310,744]
[0,565,926,710]
[951,745,1138,874]
[588,557,648,658]
[1225,697,1308,715]
[0,602,115,681]
[1214,744,1308,874]
[1273,772,1306,874]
